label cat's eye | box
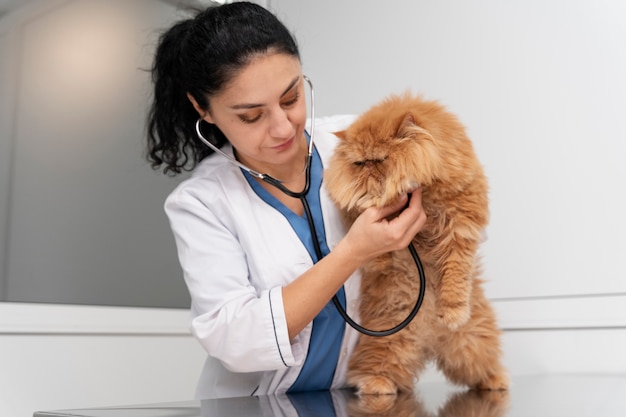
[353,157,387,167]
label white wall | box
[0,303,206,417]
[5,298,626,416]
[270,0,626,300]
[0,0,190,308]
[0,2,207,416]
[0,13,16,300]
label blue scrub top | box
[243,141,347,393]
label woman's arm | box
[165,186,304,372]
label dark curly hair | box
[146,2,300,175]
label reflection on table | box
[199,387,508,417]
[34,375,626,417]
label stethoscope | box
[194,76,425,337]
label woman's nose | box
[268,109,293,139]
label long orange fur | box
[324,93,508,395]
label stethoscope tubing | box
[302,194,426,337]
[331,243,426,337]
[194,75,425,336]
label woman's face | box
[201,53,307,176]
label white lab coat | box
[165,116,360,399]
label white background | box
[270,0,626,301]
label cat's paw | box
[438,303,471,330]
[353,375,398,396]
[475,372,510,391]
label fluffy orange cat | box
[324,93,508,395]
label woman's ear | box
[186,92,214,124]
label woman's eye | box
[237,91,299,124]
[239,113,262,124]
[282,92,300,107]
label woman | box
[146,2,426,399]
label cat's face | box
[325,113,441,214]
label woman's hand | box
[341,187,427,264]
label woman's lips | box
[271,136,294,152]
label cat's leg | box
[432,226,488,330]
[430,181,489,331]
[434,237,477,330]
[347,255,427,396]
[347,330,426,396]
[434,281,509,390]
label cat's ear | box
[333,130,346,140]
[397,114,417,137]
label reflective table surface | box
[34,374,626,417]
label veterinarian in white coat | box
[166,119,360,398]
[146,2,426,400]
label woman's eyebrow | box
[280,75,301,97]
[230,76,300,110]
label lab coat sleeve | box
[165,186,304,373]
